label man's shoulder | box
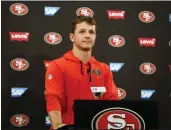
[53,57,65,64]
[49,57,66,69]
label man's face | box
[70,22,96,51]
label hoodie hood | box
[63,50,97,63]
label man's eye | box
[80,31,85,33]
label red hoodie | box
[45,51,118,125]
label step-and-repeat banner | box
[2,1,171,130]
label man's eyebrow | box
[89,29,95,32]
[79,29,86,30]
[79,29,95,31]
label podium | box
[73,100,158,130]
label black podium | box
[73,100,158,130]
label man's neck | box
[72,48,92,63]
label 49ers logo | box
[10,114,29,127]
[108,35,125,47]
[117,88,126,100]
[138,11,155,23]
[44,32,62,45]
[139,62,156,75]
[91,107,145,130]
[76,7,94,17]
[10,58,29,71]
[9,3,29,16]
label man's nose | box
[85,32,91,38]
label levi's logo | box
[107,10,125,20]
[138,38,156,47]
[9,32,30,41]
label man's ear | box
[69,33,74,42]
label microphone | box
[94,92,102,97]
[90,87,106,99]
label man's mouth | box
[83,41,91,43]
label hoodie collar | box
[63,50,97,63]
[63,50,96,82]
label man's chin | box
[76,44,93,51]
[81,47,91,51]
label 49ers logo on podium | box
[91,107,145,130]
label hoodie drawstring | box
[80,61,92,82]
[80,61,83,75]
[88,62,92,82]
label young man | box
[44,16,118,130]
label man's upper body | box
[44,16,118,130]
